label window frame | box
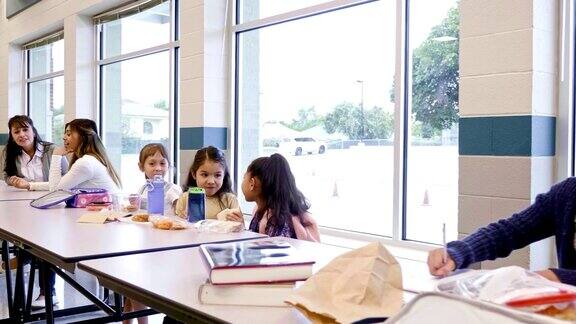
[230,0,443,251]
[559,0,575,180]
[94,0,180,185]
[24,33,65,135]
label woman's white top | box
[49,154,119,193]
[20,144,68,191]
[19,146,44,182]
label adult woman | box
[49,118,121,192]
[0,115,67,190]
[0,115,68,309]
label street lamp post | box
[356,80,365,140]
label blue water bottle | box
[187,187,205,222]
[147,175,165,215]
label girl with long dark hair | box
[241,153,320,241]
[175,146,240,219]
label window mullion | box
[392,0,408,242]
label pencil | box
[442,222,447,264]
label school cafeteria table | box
[79,237,432,323]
[0,181,43,201]
[0,200,265,323]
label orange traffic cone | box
[332,181,339,198]
[421,189,430,206]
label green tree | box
[324,102,393,140]
[52,105,65,144]
[390,6,459,138]
[366,106,394,139]
[280,107,322,131]
[154,100,168,111]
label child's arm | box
[227,194,241,212]
[165,183,183,211]
[292,213,320,242]
[174,192,188,219]
[218,194,244,224]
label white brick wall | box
[460,73,533,116]
[459,0,557,270]
[460,0,532,37]
[460,156,532,199]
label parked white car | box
[278,137,327,156]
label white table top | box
[0,181,44,201]
[79,238,347,323]
[79,237,433,323]
[0,200,265,269]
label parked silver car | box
[278,137,327,156]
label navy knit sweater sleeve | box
[447,178,576,286]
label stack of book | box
[198,239,316,307]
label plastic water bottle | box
[187,187,205,222]
[147,175,165,215]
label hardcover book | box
[200,239,315,284]
[198,281,298,307]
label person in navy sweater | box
[428,177,576,285]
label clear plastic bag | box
[193,219,244,233]
[149,215,188,230]
[436,266,576,321]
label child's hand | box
[216,209,244,225]
[226,209,244,223]
[427,248,456,276]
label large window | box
[96,0,178,193]
[405,0,459,243]
[25,32,64,145]
[235,0,459,245]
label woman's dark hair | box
[73,118,98,135]
[247,153,310,235]
[185,146,233,201]
[65,119,122,188]
[4,115,51,177]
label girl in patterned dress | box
[240,153,320,241]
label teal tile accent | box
[459,116,555,157]
[180,127,227,150]
[492,116,532,156]
[0,133,7,144]
[459,118,492,155]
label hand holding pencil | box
[427,247,456,277]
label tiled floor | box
[0,265,165,323]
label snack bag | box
[194,219,244,233]
[150,215,188,230]
[436,266,576,321]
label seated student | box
[124,143,183,324]
[137,143,182,214]
[239,153,320,242]
[49,119,121,192]
[175,146,240,220]
[428,177,576,285]
[0,115,68,190]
